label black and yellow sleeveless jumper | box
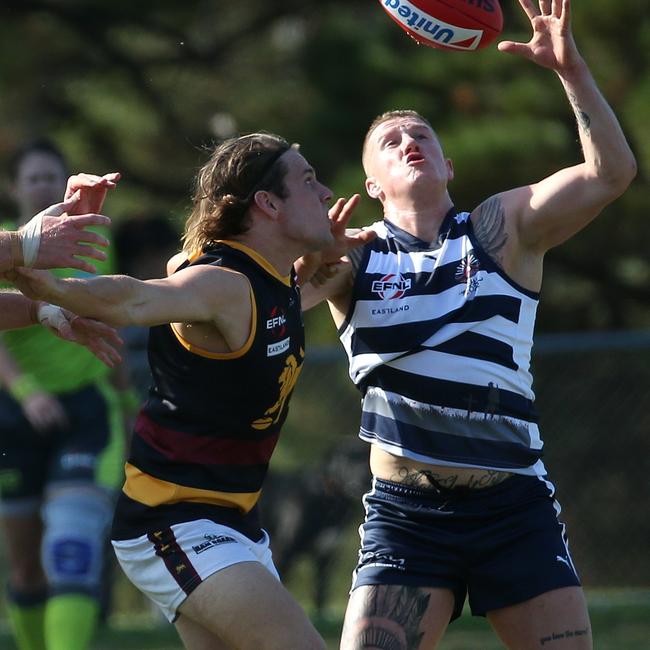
[111,241,304,542]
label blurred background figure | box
[0,138,129,650]
[260,435,369,620]
[113,213,180,401]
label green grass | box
[0,589,648,649]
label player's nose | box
[402,135,419,153]
[320,183,333,203]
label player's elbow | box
[591,153,637,203]
[606,151,637,196]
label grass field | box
[1,589,648,649]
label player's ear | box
[446,158,454,182]
[253,190,279,219]
[365,176,382,200]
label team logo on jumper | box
[267,337,290,357]
[371,273,412,300]
[266,306,287,338]
[192,533,237,555]
[455,253,482,296]
[455,254,480,281]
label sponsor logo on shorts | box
[267,337,290,357]
[192,533,237,555]
[358,551,406,571]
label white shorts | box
[112,518,279,622]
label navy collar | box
[383,206,457,252]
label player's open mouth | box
[405,153,425,165]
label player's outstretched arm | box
[8,264,250,330]
[498,0,636,252]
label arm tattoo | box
[471,196,509,267]
[343,585,430,650]
[567,90,592,136]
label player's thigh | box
[487,586,592,650]
[175,616,231,650]
[340,584,455,650]
[0,511,43,579]
[177,561,326,650]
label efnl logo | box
[371,273,412,299]
[383,0,484,51]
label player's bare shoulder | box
[469,195,509,269]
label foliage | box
[0,0,648,338]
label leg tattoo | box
[342,585,431,650]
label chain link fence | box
[269,330,650,602]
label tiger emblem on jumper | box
[251,350,304,430]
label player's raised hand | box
[295,195,376,289]
[15,192,111,274]
[65,171,121,215]
[498,0,581,73]
[326,195,376,264]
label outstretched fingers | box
[519,0,540,20]
[65,313,123,367]
[65,172,121,197]
[497,40,530,57]
[70,216,111,243]
[559,0,570,26]
[329,194,361,230]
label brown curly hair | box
[182,133,294,254]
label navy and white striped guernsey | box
[339,207,546,476]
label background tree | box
[0,0,648,339]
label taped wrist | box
[28,300,42,325]
[9,231,24,267]
[37,303,67,332]
[19,211,44,268]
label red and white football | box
[379,0,503,52]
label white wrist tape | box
[20,211,44,267]
[37,303,67,332]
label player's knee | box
[41,487,113,596]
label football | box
[379,0,503,51]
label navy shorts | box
[352,475,581,620]
[0,384,112,505]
